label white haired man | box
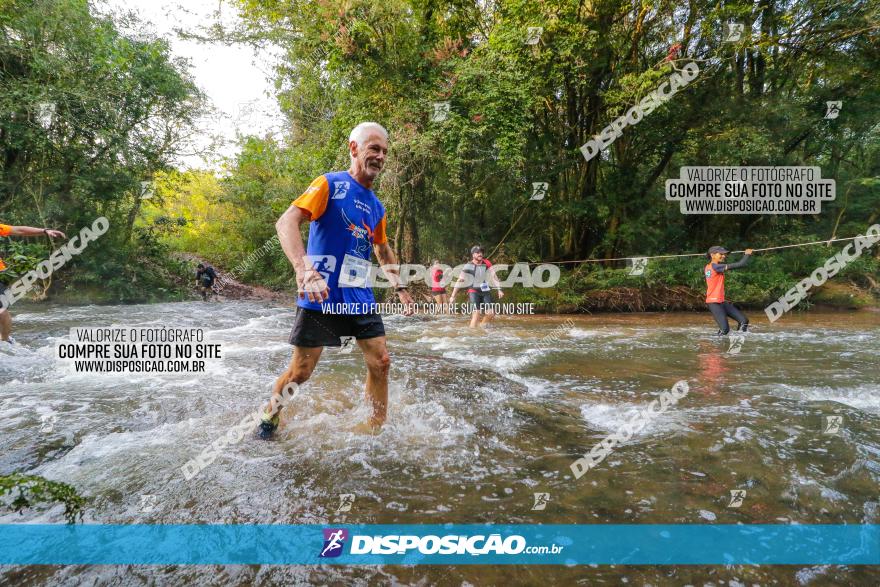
[258,122,414,438]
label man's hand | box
[45,229,65,239]
[497,290,505,299]
[297,267,329,303]
[744,248,754,255]
[397,289,415,316]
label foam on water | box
[775,382,880,413]
[1,303,878,564]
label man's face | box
[350,132,388,180]
[711,252,727,263]
[472,251,484,263]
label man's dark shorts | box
[467,290,493,312]
[289,307,385,347]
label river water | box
[1,301,879,585]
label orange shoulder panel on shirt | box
[0,224,11,237]
[292,176,329,221]
[373,215,388,245]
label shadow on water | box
[1,302,879,585]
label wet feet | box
[257,413,279,440]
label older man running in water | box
[258,122,414,438]
[1,222,66,343]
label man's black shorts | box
[289,307,385,347]
[467,290,493,311]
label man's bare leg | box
[356,336,390,429]
[480,310,496,326]
[468,310,482,328]
[0,310,11,342]
[265,346,323,420]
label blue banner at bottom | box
[0,524,877,565]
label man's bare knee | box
[367,352,390,376]
[282,366,312,387]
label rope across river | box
[522,234,872,266]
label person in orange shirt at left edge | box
[0,222,67,344]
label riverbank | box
[36,250,879,314]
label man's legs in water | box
[0,309,11,342]
[264,346,323,422]
[357,336,391,429]
[469,309,482,328]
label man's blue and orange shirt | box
[0,223,11,272]
[292,171,387,313]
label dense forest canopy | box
[222,0,880,264]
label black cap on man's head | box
[471,245,484,255]
[707,246,729,256]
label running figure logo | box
[822,415,843,435]
[431,102,450,123]
[824,101,842,120]
[305,255,336,281]
[525,27,543,46]
[39,413,57,434]
[319,528,349,558]
[330,181,351,200]
[336,493,355,512]
[532,492,550,510]
[726,333,745,355]
[530,182,548,201]
[629,257,648,276]
[332,181,350,200]
[303,255,337,295]
[723,22,744,42]
[727,489,746,508]
[37,102,55,129]
[139,494,159,513]
[339,336,355,354]
[139,181,154,200]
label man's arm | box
[373,242,401,289]
[9,225,66,239]
[716,250,753,272]
[374,242,414,308]
[487,262,505,297]
[276,205,328,302]
[450,269,468,300]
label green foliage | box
[223,0,879,271]
[0,239,45,281]
[3,0,878,308]
[0,0,206,301]
[0,473,86,524]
